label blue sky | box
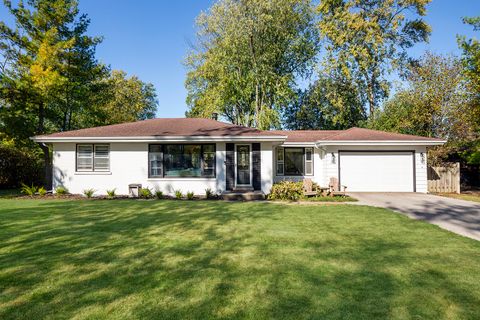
[1,0,479,118]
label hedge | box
[0,144,44,188]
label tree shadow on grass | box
[0,200,479,319]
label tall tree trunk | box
[367,77,376,119]
[37,102,52,190]
[255,83,260,128]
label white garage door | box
[339,151,414,192]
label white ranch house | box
[32,118,445,196]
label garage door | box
[339,151,414,192]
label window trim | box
[76,144,110,172]
[276,147,284,176]
[275,147,314,177]
[148,144,163,178]
[305,147,314,176]
[148,143,216,179]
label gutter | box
[315,140,446,147]
[30,135,289,143]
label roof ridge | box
[316,127,355,140]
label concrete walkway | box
[349,192,480,241]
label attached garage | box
[339,151,415,192]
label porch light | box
[331,152,336,164]
[420,152,425,164]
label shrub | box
[205,188,214,199]
[139,187,153,199]
[268,181,304,201]
[38,186,47,196]
[0,143,44,188]
[106,189,116,198]
[174,190,183,199]
[83,188,95,198]
[20,183,38,196]
[55,186,69,195]
[186,191,195,200]
[155,189,163,199]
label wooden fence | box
[427,163,461,194]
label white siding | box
[260,142,273,193]
[52,141,277,196]
[53,141,430,196]
[53,142,226,196]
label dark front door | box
[236,145,251,185]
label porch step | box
[233,186,254,191]
[221,191,265,201]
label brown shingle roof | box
[35,118,285,138]
[273,127,443,142]
[316,127,444,142]
[270,130,342,142]
[33,119,444,143]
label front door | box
[236,145,251,185]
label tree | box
[458,16,480,164]
[317,0,431,118]
[0,0,96,186]
[84,70,157,127]
[0,0,158,187]
[283,72,366,130]
[185,0,319,129]
[370,52,475,163]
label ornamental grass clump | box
[55,186,69,195]
[186,191,195,200]
[139,188,153,199]
[83,189,95,198]
[268,181,304,201]
[155,189,163,199]
[37,186,47,196]
[205,188,214,199]
[20,183,38,196]
[106,189,116,198]
[174,190,183,199]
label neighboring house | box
[31,118,445,195]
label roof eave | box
[30,135,288,143]
[315,140,446,146]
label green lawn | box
[0,199,479,319]
[436,192,480,203]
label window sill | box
[147,177,216,181]
[75,172,112,175]
[275,175,313,178]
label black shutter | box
[252,143,261,191]
[226,143,235,191]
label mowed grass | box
[0,199,479,320]
[436,192,480,203]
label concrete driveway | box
[349,192,480,241]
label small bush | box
[38,186,47,196]
[106,189,116,198]
[155,189,163,199]
[139,187,153,199]
[174,190,183,199]
[205,188,214,199]
[186,191,195,200]
[268,181,304,201]
[20,183,38,196]
[55,186,69,195]
[83,188,95,198]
